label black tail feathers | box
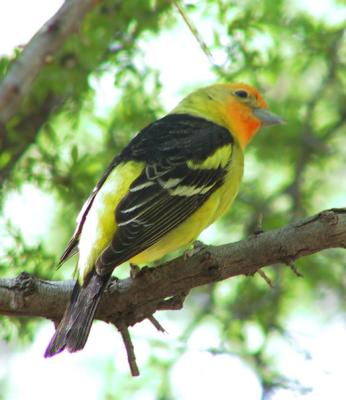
[44,272,110,357]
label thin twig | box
[172,0,216,67]
[117,322,140,377]
[258,269,274,288]
[288,262,304,278]
[148,315,167,333]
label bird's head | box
[174,83,284,149]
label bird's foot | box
[130,263,141,279]
[183,240,206,260]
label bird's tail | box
[44,272,110,357]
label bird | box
[44,82,284,357]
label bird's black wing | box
[95,114,234,274]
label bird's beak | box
[253,108,285,127]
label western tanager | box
[45,83,283,357]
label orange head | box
[173,82,284,149]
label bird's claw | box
[130,263,141,279]
[183,240,206,260]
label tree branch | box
[0,0,99,123]
[0,0,172,189]
[1,208,345,326]
[0,0,100,188]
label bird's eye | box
[234,90,249,99]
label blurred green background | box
[0,0,345,399]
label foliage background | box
[0,0,345,399]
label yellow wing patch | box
[187,145,232,170]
